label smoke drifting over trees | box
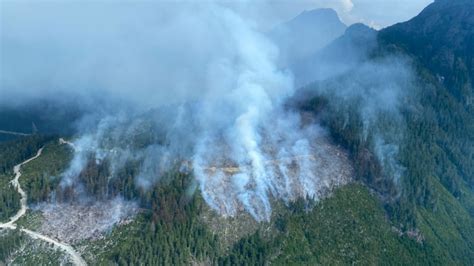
[1,1,415,221]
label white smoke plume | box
[1,1,414,221]
[1,2,353,221]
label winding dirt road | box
[0,147,86,266]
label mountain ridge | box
[269,8,346,67]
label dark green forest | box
[0,135,55,222]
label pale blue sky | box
[0,0,433,29]
[348,0,434,28]
[239,0,434,29]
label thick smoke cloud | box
[1,2,245,107]
[25,2,340,221]
[1,1,414,220]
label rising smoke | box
[1,1,414,221]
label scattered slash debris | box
[34,197,138,244]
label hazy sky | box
[0,0,433,29]
[346,0,434,28]
[234,0,434,29]
[0,0,434,104]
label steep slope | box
[1,137,472,265]
[379,0,474,202]
[380,0,474,101]
[295,0,474,263]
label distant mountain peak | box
[288,8,344,27]
[269,8,346,66]
[298,8,339,19]
[345,23,376,36]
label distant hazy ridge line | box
[0,130,31,136]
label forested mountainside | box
[299,0,474,262]
[1,0,474,265]
[380,0,474,98]
[378,0,474,210]
[1,137,459,265]
[379,0,474,195]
